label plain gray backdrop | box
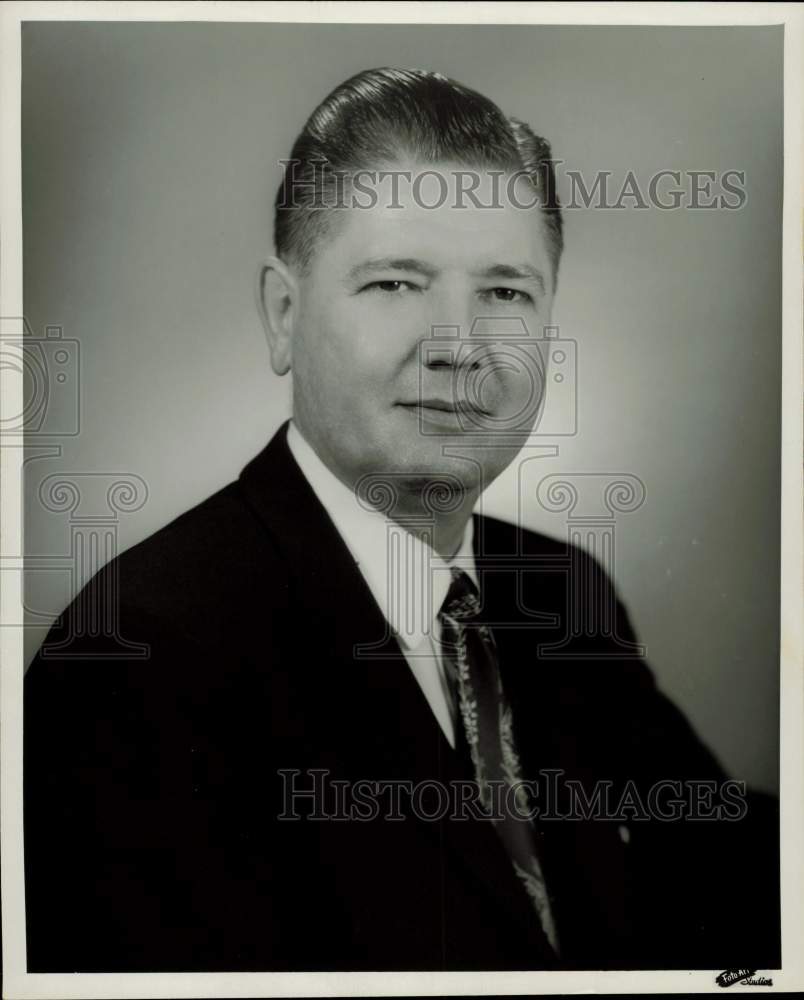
[21,21,782,794]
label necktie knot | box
[441,567,481,622]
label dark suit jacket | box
[24,422,780,972]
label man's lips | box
[398,398,491,416]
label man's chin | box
[369,438,524,494]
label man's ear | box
[255,256,298,376]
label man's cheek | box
[489,373,539,428]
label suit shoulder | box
[474,512,651,678]
[55,478,291,651]
[475,513,629,589]
[474,512,574,560]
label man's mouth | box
[399,398,491,416]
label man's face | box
[288,162,556,498]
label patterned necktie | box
[439,567,560,954]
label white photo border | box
[1,2,801,997]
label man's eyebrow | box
[476,264,547,295]
[346,257,439,281]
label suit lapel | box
[238,423,559,963]
[474,514,636,961]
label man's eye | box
[364,280,418,294]
[487,287,532,303]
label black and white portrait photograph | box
[1,2,801,998]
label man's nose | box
[421,290,488,371]
[421,319,495,372]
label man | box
[24,68,779,973]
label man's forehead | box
[330,166,552,266]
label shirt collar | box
[286,420,478,651]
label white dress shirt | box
[286,420,479,748]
